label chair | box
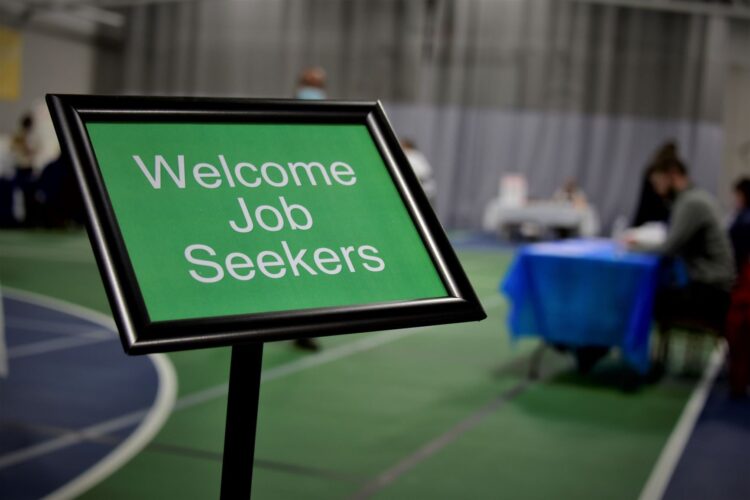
[654,317,724,376]
[654,307,724,378]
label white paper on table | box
[622,222,668,250]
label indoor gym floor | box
[0,229,743,499]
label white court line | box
[0,329,421,470]
[0,409,149,469]
[8,334,113,359]
[44,354,176,500]
[175,291,502,411]
[0,281,717,500]
[0,289,502,473]
[637,342,726,500]
[0,314,444,470]
[173,326,439,412]
[0,287,500,497]
[1,288,117,330]
[0,287,177,500]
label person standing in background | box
[292,67,327,351]
[0,134,17,227]
[295,67,327,100]
[10,114,36,226]
[9,103,67,227]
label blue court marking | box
[0,295,161,500]
[5,441,118,500]
[6,327,86,348]
[662,371,750,500]
[4,300,109,351]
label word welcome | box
[133,155,357,189]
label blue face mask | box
[296,87,326,100]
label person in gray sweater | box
[650,156,735,330]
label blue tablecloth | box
[501,239,661,373]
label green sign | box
[48,96,483,353]
[86,122,447,322]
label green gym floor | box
[0,229,705,499]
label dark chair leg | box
[684,335,706,374]
[650,325,671,381]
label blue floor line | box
[0,440,117,500]
[0,296,160,500]
[663,370,750,500]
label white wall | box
[0,27,97,134]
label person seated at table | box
[726,178,750,396]
[640,150,735,336]
[554,178,588,209]
[551,178,598,238]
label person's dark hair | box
[735,178,750,208]
[652,141,677,164]
[298,67,326,88]
[400,138,416,150]
[651,141,687,176]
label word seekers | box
[185,242,385,283]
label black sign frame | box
[47,94,485,355]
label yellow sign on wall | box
[0,27,21,101]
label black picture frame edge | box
[46,93,486,355]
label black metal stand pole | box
[220,343,264,499]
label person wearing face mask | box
[292,66,327,352]
[295,67,327,100]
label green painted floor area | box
[0,230,703,499]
